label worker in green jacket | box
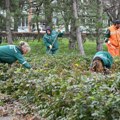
[90,51,113,74]
[0,41,31,69]
[43,26,64,54]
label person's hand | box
[49,45,52,49]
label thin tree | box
[95,0,104,51]
[43,0,54,27]
[5,0,13,44]
[72,0,85,55]
[101,0,120,22]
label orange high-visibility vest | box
[107,25,120,56]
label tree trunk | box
[96,0,103,51]
[72,0,85,55]
[36,11,41,41]
[43,0,53,27]
[5,0,13,44]
[28,0,32,32]
[101,0,120,22]
[64,22,69,32]
[69,18,77,49]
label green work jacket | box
[93,51,113,68]
[43,30,64,51]
[0,45,31,69]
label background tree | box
[54,0,76,49]
[0,0,6,31]
[5,0,12,44]
[54,0,71,32]
[95,0,104,51]
[11,0,25,31]
[54,0,85,52]
[101,0,120,23]
[25,0,44,40]
[78,0,106,51]
[43,0,54,28]
[72,0,85,55]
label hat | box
[46,26,51,31]
[113,20,120,24]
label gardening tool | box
[48,33,59,54]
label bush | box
[0,41,119,120]
[0,41,120,120]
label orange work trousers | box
[106,43,120,57]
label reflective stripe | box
[110,31,120,35]
[13,46,17,53]
[9,45,17,53]
[22,61,27,64]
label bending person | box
[0,41,31,69]
[90,51,113,74]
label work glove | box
[49,45,52,49]
[104,38,109,43]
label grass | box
[1,38,108,58]
[83,40,107,56]
[27,38,108,57]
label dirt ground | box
[0,93,45,120]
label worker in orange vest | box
[105,20,120,57]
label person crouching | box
[90,51,113,74]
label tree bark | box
[5,0,13,44]
[43,0,53,27]
[72,0,85,55]
[96,0,103,51]
[101,0,120,22]
[28,0,32,32]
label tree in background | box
[11,0,26,31]
[0,0,6,31]
[54,0,85,54]
[43,0,54,28]
[78,0,106,51]
[54,0,71,32]
[5,0,13,44]
[31,0,44,41]
[0,0,27,43]
[72,0,85,55]
[102,0,120,23]
[95,0,104,51]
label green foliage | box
[0,40,120,120]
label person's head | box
[90,59,104,73]
[113,20,120,29]
[90,58,110,74]
[19,41,31,54]
[46,26,52,35]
